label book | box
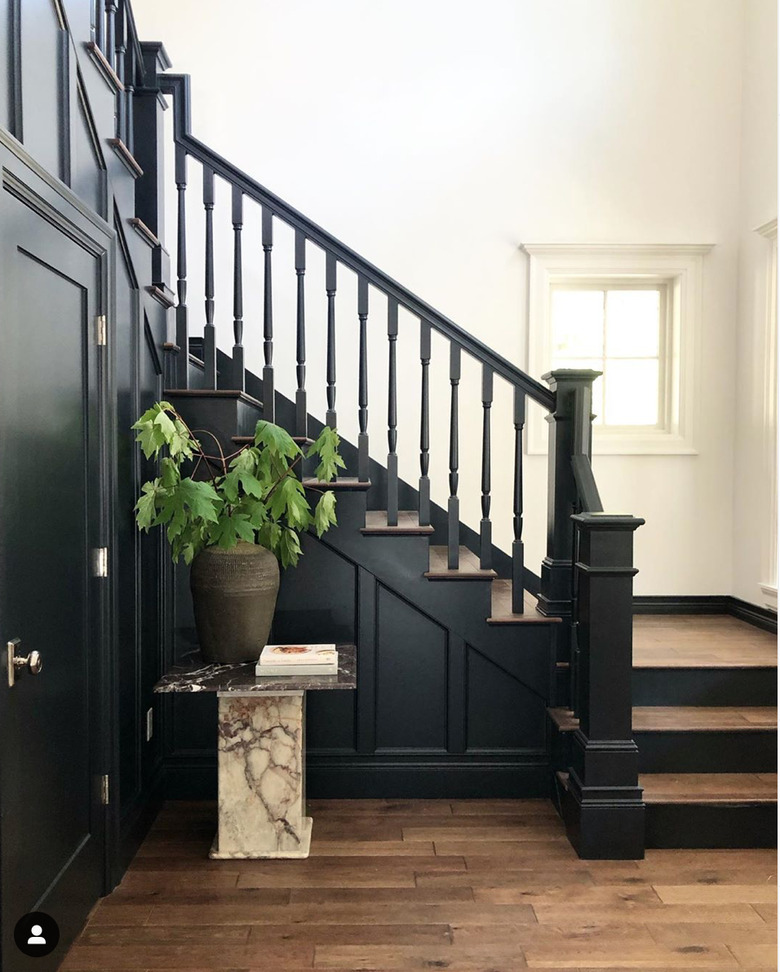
[255,644,338,677]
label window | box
[551,284,667,428]
[524,244,712,455]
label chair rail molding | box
[522,242,713,456]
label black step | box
[642,773,777,849]
[548,706,777,773]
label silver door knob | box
[15,650,42,675]
[6,640,43,686]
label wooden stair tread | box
[424,546,497,580]
[488,579,562,624]
[558,770,777,805]
[549,706,777,733]
[163,388,263,409]
[633,615,777,669]
[302,478,371,491]
[361,511,434,535]
[232,434,313,447]
[641,773,778,805]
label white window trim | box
[523,243,713,456]
[756,218,777,612]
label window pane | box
[606,290,660,357]
[555,357,604,424]
[604,359,659,425]
[551,290,604,358]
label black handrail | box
[158,73,555,413]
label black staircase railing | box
[93,13,648,855]
[157,70,557,600]
[147,65,640,803]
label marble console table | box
[154,645,356,860]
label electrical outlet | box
[145,707,153,742]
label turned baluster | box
[325,254,337,429]
[448,343,461,570]
[479,365,493,570]
[357,276,369,483]
[262,208,274,421]
[295,231,307,437]
[105,0,117,68]
[232,186,244,390]
[174,145,189,387]
[202,165,217,389]
[418,320,431,526]
[386,298,399,525]
[512,387,526,614]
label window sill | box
[759,583,778,612]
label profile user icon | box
[27,924,46,945]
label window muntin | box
[550,282,668,429]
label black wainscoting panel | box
[115,256,141,817]
[71,81,104,214]
[272,533,357,645]
[375,585,448,751]
[274,535,358,753]
[466,647,547,752]
[19,0,63,176]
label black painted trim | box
[633,595,777,633]
[165,753,552,800]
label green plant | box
[133,402,345,567]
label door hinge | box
[95,314,107,346]
[93,547,108,578]
[100,774,110,806]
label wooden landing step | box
[633,616,777,668]
[163,388,263,409]
[424,545,497,580]
[232,434,314,448]
[488,579,562,624]
[361,511,434,535]
[641,772,777,805]
[549,706,777,732]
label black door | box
[0,187,107,970]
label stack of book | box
[255,643,339,677]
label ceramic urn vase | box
[190,541,280,664]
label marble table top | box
[153,644,356,694]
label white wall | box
[732,0,778,608]
[134,0,759,597]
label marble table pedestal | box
[153,645,356,862]
[211,691,312,859]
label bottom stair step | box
[641,772,777,805]
[642,772,777,850]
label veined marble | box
[153,644,356,694]
[210,693,312,859]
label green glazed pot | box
[190,541,280,664]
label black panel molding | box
[165,753,552,800]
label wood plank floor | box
[62,799,778,971]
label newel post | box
[563,512,645,859]
[537,369,600,619]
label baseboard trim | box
[114,759,166,889]
[164,754,551,800]
[633,595,777,633]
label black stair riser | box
[635,730,776,774]
[548,722,776,774]
[645,803,776,849]
[633,668,777,706]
